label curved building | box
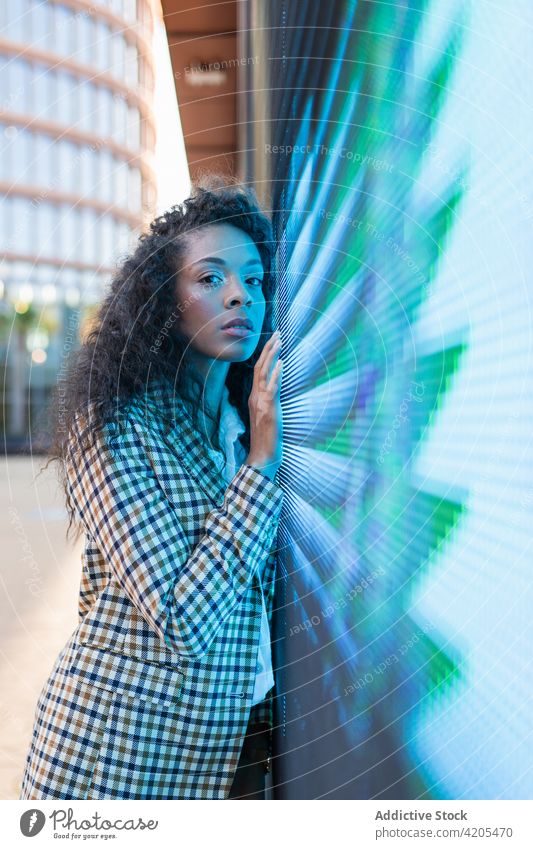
[0,0,158,447]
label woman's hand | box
[246,330,283,481]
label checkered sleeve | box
[66,413,284,658]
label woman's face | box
[174,223,267,363]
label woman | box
[19,177,284,800]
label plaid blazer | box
[20,391,284,799]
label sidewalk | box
[0,456,82,800]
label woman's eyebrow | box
[191,256,263,269]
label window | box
[55,5,75,57]
[109,0,123,18]
[57,139,78,194]
[11,128,31,184]
[113,94,128,145]
[99,149,114,204]
[29,0,52,52]
[80,268,100,303]
[128,166,142,211]
[1,128,14,185]
[101,216,115,265]
[76,12,94,67]
[12,196,31,254]
[125,43,139,86]
[123,0,137,23]
[0,197,13,252]
[56,72,75,125]
[93,149,104,202]
[104,89,115,137]
[95,87,113,137]
[62,266,81,307]
[32,64,56,122]
[112,35,126,80]
[96,21,111,73]
[0,126,6,181]
[58,203,77,261]
[8,59,32,115]
[36,203,58,260]
[93,213,103,265]
[79,147,95,199]
[118,222,132,255]
[80,207,96,264]
[34,134,54,190]
[78,81,94,132]
[3,1,31,43]
[115,160,128,207]
[127,106,140,150]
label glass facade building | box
[0,0,157,447]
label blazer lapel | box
[152,392,273,595]
[160,399,228,507]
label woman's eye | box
[201,274,263,288]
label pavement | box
[0,456,277,800]
[0,456,82,800]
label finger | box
[256,331,278,364]
[262,346,281,388]
[255,331,280,372]
[259,338,281,385]
[266,359,283,394]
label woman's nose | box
[225,279,252,306]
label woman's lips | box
[221,326,253,337]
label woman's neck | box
[183,355,230,441]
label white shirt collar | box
[205,384,247,481]
[218,383,246,450]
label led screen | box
[240,0,533,799]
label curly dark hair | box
[41,175,277,542]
